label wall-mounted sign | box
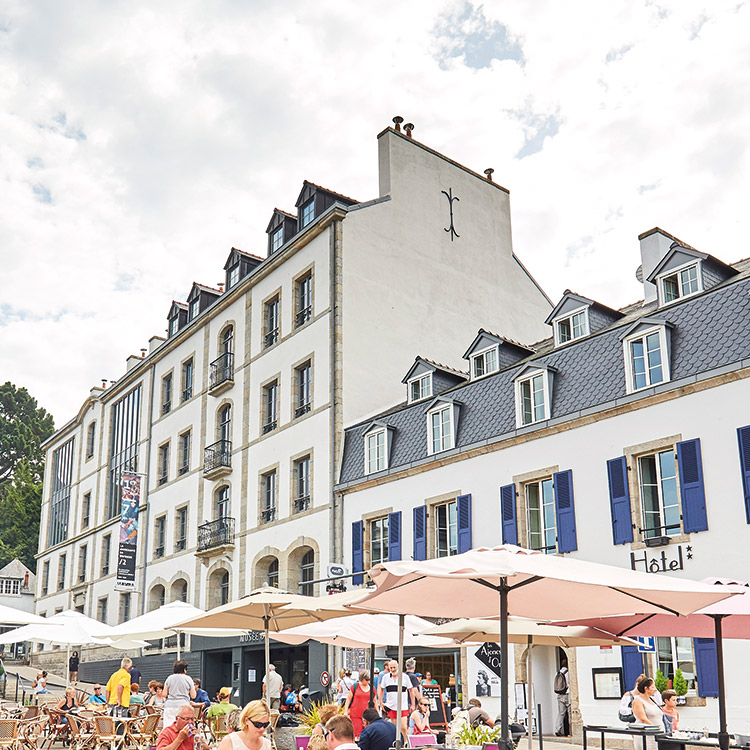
[630,545,691,574]
[320,671,330,687]
[637,637,656,653]
[115,473,140,591]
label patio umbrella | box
[352,545,737,749]
[552,578,750,750]
[174,587,372,700]
[98,601,245,658]
[0,604,45,625]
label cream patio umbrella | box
[352,545,737,750]
[0,604,45,625]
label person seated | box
[410,697,432,735]
[192,679,211,710]
[309,703,339,750]
[148,681,166,708]
[156,702,210,750]
[130,683,145,706]
[465,699,494,728]
[89,684,107,707]
[284,686,299,711]
[358,708,397,750]
[55,687,78,723]
[206,688,239,719]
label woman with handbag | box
[344,670,375,738]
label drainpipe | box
[139,363,156,615]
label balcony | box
[203,440,232,479]
[294,402,311,419]
[260,507,276,524]
[293,495,311,514]
[209,352,234,395]
[295,306,312,328]
[264,329,279,348]
[197,517,235,555]
[262,420,277,435]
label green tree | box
[0,382,54,570]
[654,669,669,693]
[673,668,688,696]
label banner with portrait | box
[115,472,140,591]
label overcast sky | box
[2,0,749,425]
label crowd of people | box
[620,673,681,746]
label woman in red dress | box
[344,669,376,738]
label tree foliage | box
[673,669,688,696]
[0,383,54,570]
[654,669,669,693]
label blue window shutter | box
[500,484,518,545]
[457,494,472,553]
[621,646,644,692]
[607,457,633,545]
[413,506,427,561]
[388,511,402,562]
[553,470,578,553]
[737,426,750,524]
[694,638,719,698]
[677,439,708,533]
[351,521,364,585]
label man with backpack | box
[554,659,570,736]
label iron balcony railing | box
[209,351,234,390]
[293,495,311,513]
[264,328,279,348]
[262,420,277,434]
[294,401,311,418]
[295,306,312,327]
[204,440,231,474]
[197,517,235,552]
[260,507,276,524]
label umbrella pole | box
[713,615,728,750]
[370,643,376,677]
[66,644,70,684]
[396,613,405,750]
[527,637,533,736]
[264,614,271,704]
[500,579,509,749]
[176,630,181,660]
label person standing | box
[632,677,664,750]
[343,669,374,739]
[377,660,411,741]
[358,708,397,750]
[69,651,80,683]
[105,657,132,718]
[163,659,197,728]
[261,664,283,710]
[404,659,421,711]
[421,672,437,686]
[129,661,143,689]
[553,660,570,737]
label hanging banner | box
[116,472,140,591]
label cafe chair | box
[0,719,19,750]
[92,715,119,750]
[407,734,439,747]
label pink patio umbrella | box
[553,578,750,750]
[351,546,737,750]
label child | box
[661,690,679,734]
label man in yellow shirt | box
[105,657,132,718]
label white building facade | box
[36,121,553,696]
[337,228,750,735]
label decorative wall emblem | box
[441,188,460,241]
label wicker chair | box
[67,715,95,750]
[0,719,18,749]
[125,713,160,750]
[18,715,48,750]
[92,715,119,750]
[209,713,231,743]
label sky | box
[2,0,749,425]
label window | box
[41,561,49,595]
[267,559,279,588]
[295,272,312,327]
[119,593,131,623]
[271,227,284,253]
[182,359,193,401]
[86,422,96,459]
[108,386,142,519]
[222,325,234,355]
[660,264,700,304]
[517,372,547,426]
[409,374,432,403]
[472,346,499,378]
[365,429,386,474]
[216,486,230,519]
[174,579,188,602]
[638,449,680,540]
[300,550,314,595]
[428,404,453,454]
[169,316,179,336]
[227,264,240,289]
[261,471,276,523]
[49,438,74,546]
[97,596,108,623]
[162,373,172,415]
[627,330,666,391]
[179,431,190,475]
[82,492,91,529]
[295,362,311,417]
[78,545,87,583]
[158,443,169,486]
[370,516,389,567]
[293,456,311,513]
[264,296,280,348]
[154,517,166,558]
[57,554,67,591]
[262,380,278,433]
[220,571,230,605]
[526,478,556,553]
[300,199,314,228]
[219,404,232,443]
[435,501,457,558]
[0,579,20,595]
[175,507,188,552]
[657,637,696,691]
[101,535,111,575]
[555,309,589,344]
[189,298,199,320]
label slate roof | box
[338,270,750,486]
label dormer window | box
[300,200,315,228]
[555,309,588,345]
[271,226,284,253]
[425,398,460,455]
[660,263,700,303]
[366,429,386,474]
[169,317,179,336]
[471,346,499,378]
[620,318,673,393]
[227,264,240,290]
[409,374,432,403]
[513,365,554,427]
[189,299,199,320]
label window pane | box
[646,332,663,384]
[663,275,679,302]
[572,311,587,338]
[631,339,647,389]
[658,450,679,534]
[558,319,571,343]
[485,348,498,372]
[521,380,532,424]
[639,455,661,537]
[542,478,556,552]
[532,375,546,422]
[680,266,698,296]
[527,483,541,550]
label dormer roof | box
[462,329,534,360]
[618,316,674,341]
[294,180,358,208]
[513,362,558,381]
[187,282,222,300]
[544,290,624,326]
[266,208,297,233]
[363,420,395,434]
[224,247,264,271]
[646,243,738,284]
[401,356,468,384]
[168,301,188,317]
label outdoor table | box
[583,724,666,750]
[656,734,746,750]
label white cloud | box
[1,0,749,423]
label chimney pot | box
[404,123,414,138]
[140,348,147,358]
[484,168,494,182]
[101,380,107,389]
[392,116,404,132]
[218,283,225,293]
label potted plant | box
[298,701,341,735]
[673,669,688,705]
[654,670,669,693]
[454,722,501,750]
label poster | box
[468,644,502,719]
[116,472,140,591]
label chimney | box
[638,228,677,303]
[149,335,166,354]
[126,355,141,372]
[392,116,404,132]
[404,123,414,138]
[484,168,494,182]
